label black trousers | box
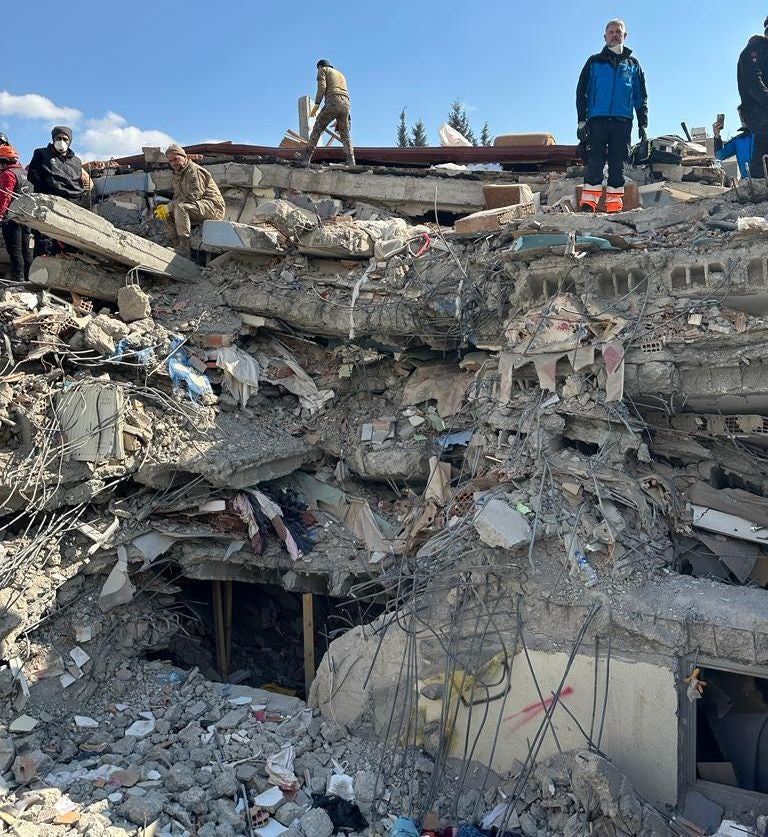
[750,132,768,178]
[2,220,32,281]
[584,117,632,188]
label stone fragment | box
[117,284,152,322]
[178,785,208,815]
[121,792,166,825]
[211,768,238,798]
[165,761,195,793]
[275,802,305,827]
[299,807,334,837]
[0,736,15,772]
[125,719,155,738]
[473,499,532,549]
[215,708,247,730]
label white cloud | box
[80,111,175,160]
[0,91,81,123]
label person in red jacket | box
[0,145,32,281]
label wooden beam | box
[302,592,315,696]
[212,580,228,680]
[8,192,199,282]
[224,580,233,674]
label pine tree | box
[447,100,477,146]
[411,120,428,147]
[480,122,492,147]
[397,109,409,148]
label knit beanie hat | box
[164,144,188,159]
[51,126,73,142]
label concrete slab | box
[208,162,489,216]
[9,193,199,282]
[201,220,287,255]
[93,172,155,197]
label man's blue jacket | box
[715,132,754,178]
[577,45,648,127]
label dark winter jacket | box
[576,46,648,126]
[738,34,768,134]
[27,143,84,200]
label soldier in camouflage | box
[300,60,355,167]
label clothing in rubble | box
[576,33,648,213]
[27,126,91,256]
[0,147,32,282]
[305,61,355,167]
[738,22,768,178]
[163,144,225,252]
[310,794,368,832]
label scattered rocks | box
[299,806,334,837]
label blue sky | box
[1,1,766,162]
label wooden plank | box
[8,192,199,282]
[212,580,227,680]
[302,592,315,695]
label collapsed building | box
[1,133,768,837]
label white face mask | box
[608,43,624,54]
[54,139,69,153]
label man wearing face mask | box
[156,144,225,257]
[738,15,768,179]
[27,126,92,255]
[576,20,648,213]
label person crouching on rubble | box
[155,144,225,258]
[576,19,648,213]
[297,59,356,168]
[0,145,32,282]
[27,126,92,256]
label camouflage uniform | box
[306,67,355,165]
[165,159,226,242]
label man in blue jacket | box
[576,19,648,213]
[713,112,753,179]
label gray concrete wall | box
[310,624,680,805]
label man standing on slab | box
[576,19,648,213]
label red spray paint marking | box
[504,685,575,732]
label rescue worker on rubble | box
[576,19,648,213]
[713,109,754,180]
[738,15,768,179]
[0,145,32,282]
[27,126,92,256]
[299,59,355,167]
[154,144,226,258]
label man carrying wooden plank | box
[298,59,356,168]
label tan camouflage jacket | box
[314,67,349,105]
[170,160,225,211]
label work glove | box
[154,204,169,221]
[638,126,648,143]
[576,121,589,143]
[310,104,320,118]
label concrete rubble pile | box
[1,149,768,836]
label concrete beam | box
[29,257,129,302]
[8,193,199,282]
[207,162,488,216]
